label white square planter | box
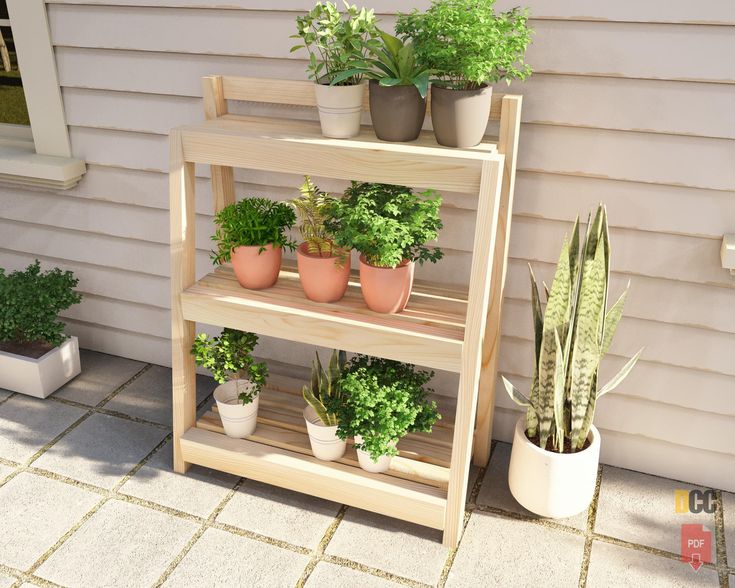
[0,336,81,398]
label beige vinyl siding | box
[0,1,732,490]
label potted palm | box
[0,261,82,398]
[502,205,642,518]
[324,181,443,313]
[212,197,296,290]
[302,349,347,461]
[396,0,532,147]
[292,176,351,303]
[291,2,380,138]
[191,328,268,438]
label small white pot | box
[303,406,346,462]
[354,434,394,474]
[508,416,601,518]
[213,379,259,438]
[314,82,365,138]
[0,336,81,398]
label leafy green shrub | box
[303,349,346,426]
[290,1,380,85]
[0,260,81,348]
[212,197,297,265]
[191,328,268,404]
[329,355,440,461]
[292,176,342,258]
[395,0,533,90]
[324,181,443,268]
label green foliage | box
[0,261,81,347]
[290,1,380,85]
[324,181,443,268]
[395,0,533,89]
[330,30,432,97]
[330,355,440,461]
[211,197,297,265]
[291,176,342,259]
[191,328,268,405]
[503,205,643,452]
[303,349,346,426]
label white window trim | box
[0,0,85,189]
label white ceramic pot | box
[508,416,601,518]
[303,406,346,461]
[0,336,81,398]
[314,82,365,138]
[213,379,260,438]
[354,434,393,474]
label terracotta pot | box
[430,84,493,148]
[213,379,260,438]
[303,406,346,461]
[314,82,365,138]
[368,80,426,142]
[358,256,414,314]
[230,244,282,290]
[296,243,351,303]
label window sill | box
[0,143,86,190]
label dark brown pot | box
[430,84,493,148]
[369,80,426,142]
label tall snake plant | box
[503,205,643,452]
[303,349,346,426]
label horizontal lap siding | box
[1,1,729,488]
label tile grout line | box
[294,503,348,588]
[714,490,730,587]
[578,465,603,588]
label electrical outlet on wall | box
[721,235,735,276]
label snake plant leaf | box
[553,329,567,452]
[597,348,643,398]
[567,217,581,285]
[578,373,597,451]
[502,376,531,407]
[526,265,543,435]
[303,385,334,425]
[601,286,629,356]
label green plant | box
[395,0,533,90]
[303,349,346,426]
[324,181,443,268]
[290,1,380,86]
[191,328,268,404]
[330,355,440,461]
[292,176,341,258]
[211,197,297,265]
[330,30,432,97]
[0,260,81,348]
[503,205,643,453]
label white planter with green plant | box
[503,205,642,518]
[191,328,268,439]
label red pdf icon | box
[680,524,712,571]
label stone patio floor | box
[0,350,732,587]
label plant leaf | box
[601,286,628,356]
[597,348,643,398]
[502,376,531,407]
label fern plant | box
[292,176,341,258]
[503,205,642,452]
[303,349,346,426]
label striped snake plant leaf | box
[526,265,544,435]
[601,286,629,356]
[578,372,597,450]
[597,348,644,399]
[502,376,533,408]
[553,328,567,452]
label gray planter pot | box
[430,84,493,148]
[368,80,426,142]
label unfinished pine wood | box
[202,75,235,214]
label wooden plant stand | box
[169,76,521,548]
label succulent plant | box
[303,349,346,426]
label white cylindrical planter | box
[213,380,259,439]
[303,406,346,462]
[314,82,365,138]
[354,434,393,474]
[508,416,601,518]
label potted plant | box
[191,328,268,438]
[325,181,443,313]
[333,355,440,473]
[212,197,297,290]
[396,0,532,147]
[331,30,431,142]
[302,349,347,461]
[292,176,351,303]
[502,205,643,518]
[291,1,380,138]
[0,261,82,398]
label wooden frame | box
[170,76,521,547]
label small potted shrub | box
[292,177,351,303]
[291,1,380,138]
[0,261,82,398]
[191,328,268,438]
[212,197,296,290]
[334,355,440,473]
[396,0,532,147]
[502,205,642,518]
[325,181,443,313]
[302,349,347,461]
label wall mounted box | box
[0,336,81,398]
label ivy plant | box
[324,181,443,268]
[0,260,81,348]
[395,0,533,90]
[290,1,381,85]
[328,355,440,461]
[191,328,268,405]
[211,197,297,265]
[291,176,342,258]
